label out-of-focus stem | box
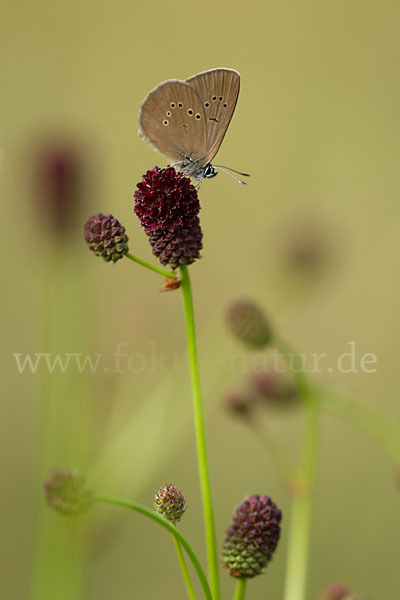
[248,421,297,493]
[274,335,319,600]
[318,386,400,463]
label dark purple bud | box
[223,494,282,578]
[84,213,129,262]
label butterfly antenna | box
[213,165,250,178]
[213,166,248,185]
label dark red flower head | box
[84,213,129,263]
[223,494,282,578]
[134,167,202,269]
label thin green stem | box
[179,265,220,600]
[318,386,400,463]
[95,495,212,600]
[273,335,319,600]
[233,578,247,600]
[173,534,197,600]
[125,251,177,278]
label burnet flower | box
[226,298,273,349]
[84,213,129,263]
[134,167,203,269]
[222,494,282,578]
[43,468,94,516]
[154,484,187,523]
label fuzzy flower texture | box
[223,494,282,578]
[43,468,94,516]
[134,167,202,269]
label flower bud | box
[226,299,272,348]
[43,468,94,516]
[222,494,282,578]
[33,141,84,237]
[222,386,257,420]
[134,167,202,269]
[249,370,298,407]
[84,213,129,262]
[320,583,359,600]
[154,484,187,523]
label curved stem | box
[234,578,247,600]
[179,265,220,600]
[318,386,400,463]
[95,495,212,600]
[273,335,320,600]
[125,252,177,278]
[173,534,197,600]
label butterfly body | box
[138,68,242,184]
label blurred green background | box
[1,0,399,599]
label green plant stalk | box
[31,250,91,600]
[179,265,220,600]
[95,495,212,600]
[125,251,177,278]
[318,387,400,463]
[273,335,319,600]
[233,578,247,600]
[173,535,197,600]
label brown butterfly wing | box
[138,80,207,166]
[186,68,240,164]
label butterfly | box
[138,68,249,185]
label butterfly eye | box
[212,96,217,101]
[170,103,176,108]
[223,103,227,108]
[163,120,169,126]
[178,102,183,108]
[219,96,223,101]
[166,111,172,117]
[195,114,201,119]
[204,102,210,108]
[187,109,193,116]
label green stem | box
[234,578,247,600]
[125,252,177,278]
[318,387,400,463]
[95,495,212,600]
[273,335,319,600]
[179,265,220,600]
[173,534,197,600]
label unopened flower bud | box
[226,299,272,348]
[84,213,129,262]
[223,494,282,578]
[222,386,256,420]
[43,468,94,516]
[154,484,186,523]
[249,371,298,407]
[320,583,360,600]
